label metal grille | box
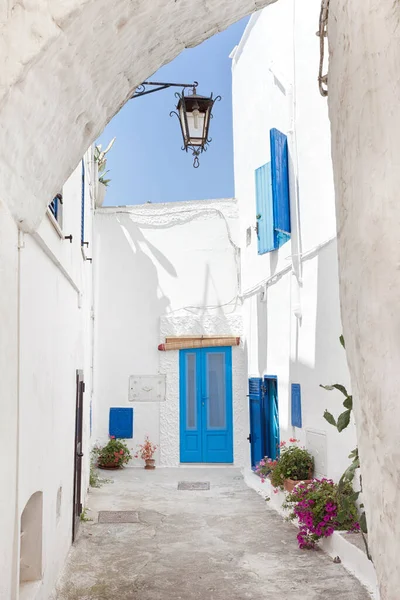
[177,482,210,491]
[98,511,139,524]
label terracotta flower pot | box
[145,459,156,470]
[284,478,313,493]
[98,463,121,470]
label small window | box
[291,383,302,428]
[48,192,63,229]
[255,128,291,254]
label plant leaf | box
[359,511,368,534]
[320,383,349,397]
[343,395,353,410]
[337,409,351,432]
[323,410,337,427]
[340,335,345,349]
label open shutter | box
[264,376,280,460]
[270,128,291,248]
[291,383,302,428]
[248,377,263,467]
[255,163,275,254]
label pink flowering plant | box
[269,439,314,490]
[93,436,132,468]
[135,436,158,461]
[283,478,360,549]
[255,457,278,482]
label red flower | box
[289,438,299,443]
[120,450,124,454]
[110,435,115,439]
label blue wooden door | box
[180,347,233,463]
[249,378,263,468]
[264,376,280,460]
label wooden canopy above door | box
[158,335,240,351]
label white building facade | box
[232,0,358,480]
[93,200,248,468]
[0,150,96,600]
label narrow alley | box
[52,469,370,599]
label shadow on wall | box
[96,213,171,389]
[288,241,356,480]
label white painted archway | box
[1,0,276,230]
[1,1,399,598]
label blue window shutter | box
[291,383,302,428]
[248,377,263,467]
[49,196,58,220]
[264,376,280,460]
[81,159,85,245]
[109,408,133,439]
[255,162,275,254]
[270,128,291,248]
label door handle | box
[247,434,252,443]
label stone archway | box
[1,0,276,230]
[1,1,400,599]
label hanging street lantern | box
[170,85,221,168]
[131,81,221,168]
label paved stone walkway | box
[52,468,371,599]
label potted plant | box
[93,436,132,469]
[270,439,314,492]
[135,436,158,470]
[283,478,360,549]
[94,137,115,207]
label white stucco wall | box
[0,153,95,600]
[0,200,19,600]
[94,199,247,466]
[328,2,400,597]
[232,0,357,480]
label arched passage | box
[1,0,276,230]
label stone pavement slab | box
[52,468,371,600]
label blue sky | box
[97,18,248,206]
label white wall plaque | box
[129,375,166,402]
[306,429,327,478]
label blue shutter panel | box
[255,163,275,254]
[291,383,302,428]
[109,408,133,439]
[248,377,263,467]
[270,128,291,248]
[265,376,280,460]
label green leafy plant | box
[80,508,93,522]
[283,478,359,549]
[270,440,314,490]
[92,436,132,468]
[321,335,371,559]
[94,137,115,187]
[89,449,111,487]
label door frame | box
[72,369,84,542]
[179,346,234,464]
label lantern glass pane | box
[179,104,189,141]
[186,112,206,145]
